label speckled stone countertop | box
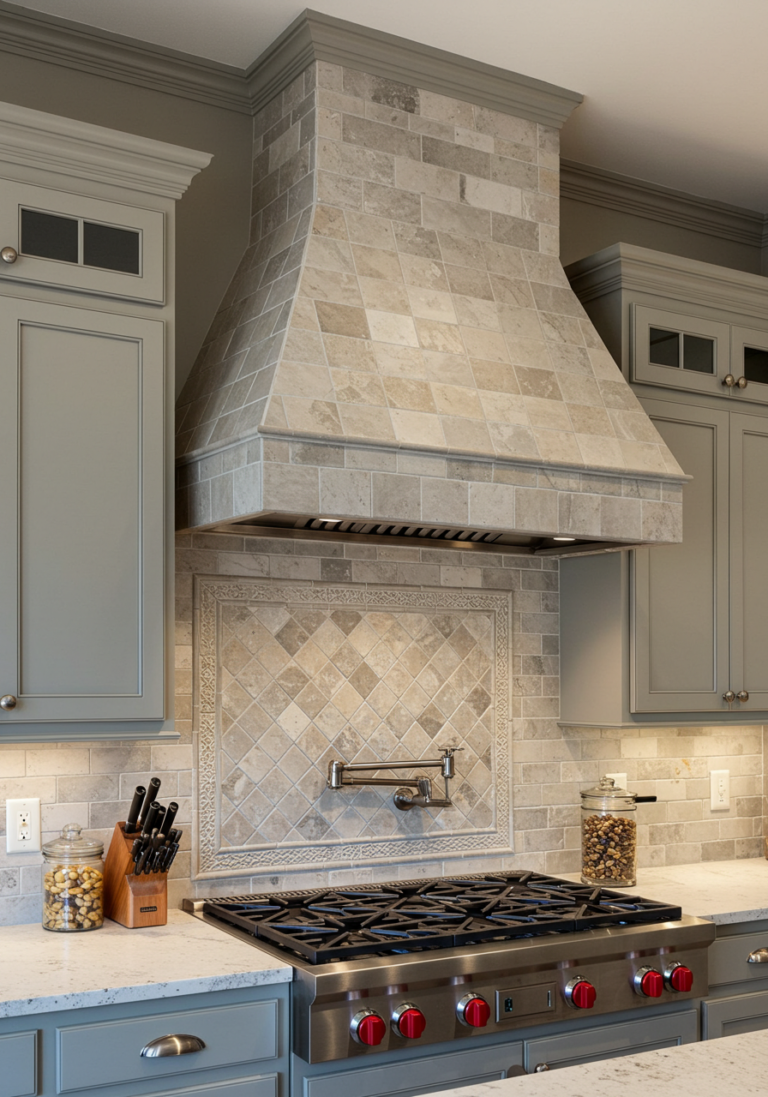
[0,908,291,1019]
[564,858,768,924]
[427,1030,768,1097]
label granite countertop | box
[427,1030,768,1097]
[0,908,291,1019]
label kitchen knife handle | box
[142,801,162,836]
[137,777,161,830]
[153,805,167,837]
[163,801,179,833]
[124,786,146,835]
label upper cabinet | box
[561,245,768,727]
[0,103,210,742]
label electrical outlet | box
[710,770,730,811]
[5,797,42,852]
[605,772,628,791]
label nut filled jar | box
[581,776,637,887]
[42,823,104,932]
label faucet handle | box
[439,745,462,778]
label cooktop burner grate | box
[201,871,682,964]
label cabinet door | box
[632,400,730,711]
[702,991,768,1039]
[729,412,768,710]
[632,304,730,396]
[524,1009,698,1071]
[728,326,768,406]
[0,295,165,722]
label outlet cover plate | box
[6,797,41,853]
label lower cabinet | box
[292,1006,699,1097]
[0,984,289,1097]
[703,920,768,1040]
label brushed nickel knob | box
[737,690,749,702]
[747,948,768,963]
[0,694,17,710]
[140,1034,206,1058]
[723,690,736,703]
[722,374,736,388]
[0,246,17,264]
[737,376,748,389]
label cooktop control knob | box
[564,977,596,1009]
[351,1010,387,1046]
[391,1003,426,1039]
[634,967,664,998]
[666,963,694,993]
[457,993,491,1028]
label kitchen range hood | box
[175,11,685,555]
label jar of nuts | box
[580,776,638,888]
[42,823,104,932]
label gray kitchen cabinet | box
[702,920,768,1039]
[522,1007,698,1070]
[0,983,288,1097]
[0,102,209,740]
[561,243,768,726]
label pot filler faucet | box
[327,747,461,811]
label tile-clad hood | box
[175,10,685,553]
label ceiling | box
[9,0,768,211]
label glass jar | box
[580,776,637,887]
[42,823,104,931]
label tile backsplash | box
[0,530,764,924]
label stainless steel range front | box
[185,870,715,1070]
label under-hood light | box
[553,537,577,542]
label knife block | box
[103,822,168,929]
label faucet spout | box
[327,746,462,811]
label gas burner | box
[201,871,682,964]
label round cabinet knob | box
[351,1010,387,1047]
[457,993,491,1028]
[737,376,748,389]
[0,246,17,264]
[722,373,736,388]
[565,977,596,1009]
[737,690,749,703]
[723,690,736,703]
[634,967,664,998]
[0,694,17,710]
[666,964,694,993]
[392,1003,426,1040]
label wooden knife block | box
[103,822,168,928]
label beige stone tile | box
[317,171,362,210]
[576,433,624,471]
[316,301,370,339]
[547,344,593,375]
[373,343,427,378]
[26,749,90,776]
[338,402,396,442]
[599,378,640,411]
[367,309,420,347]
[415,317,465,355]
[300,267,363,307]
[395,157,460,202]
[462,175,522,217]
[558,492,602,535]
[491,212,539,251]
[534,428,583,468]
[291,296,321,331]
[312,205,348,240]
[469,481,516,527]
[523,395,572,430]
[398,252,449,291]
[538,167,559,197]
[262,462,319,512]
[539,224,560,257]
[436,232,486,271]
[641,500,683,543]
[283,326,325,364]
[497,303,544,343]
[315,61,343,93]
[488,422,540,461]
[273,361,333,400]
[514,487,559,533]
[523,192,559,227]
[431,382,484,419]
[445,264,494,300]
[600,495,642,540]
[317,138,395,186]
[398,452,446,476]
[422,478,469,523]
[442,417,495,455]
[478,389,528,423]
[372,473,422,521]
[488,154,538,192]
[556,374,603,407]
[352,244,403,281]
[515,366,562,401]
[610,409,666,444]
[317,105,342,141]
[342,113,421,159]
[455,127,494,153]
[476,107,537,147]
[407,286,457,324]
[408,115,455,141]
[343,70,419,113]
[305,234,354,273]
[620,440,671,476]
[423,197,491,239]
[538,312,584,347]
[424,351,475,387]
[383,377,436,412]
[453,295,502,330]
[364,101,411,129]
[330,369,387,406]
[359,278,411,314]
[461,327,509,363]
[393,223,441,259]
[418,89,474,127]
[364,181,422,224]
[282,396,344,437]
[390,409,446,448]
[323,333,376,371]
[483,241,528,278]
[345,211,396,250]
[490,274,535,308]
[319,468,371,517]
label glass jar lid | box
[580,775,636,811]
[42,823,103,863]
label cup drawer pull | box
[140,1034,206,1058]
[747,948,768,964]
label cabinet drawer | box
[0,1031,36,1097]
[58,1000,278,1092]
[154,1076,277,1097]
[524,1009,698,1070]
[709,931,768,988]
[702,990,768,1039]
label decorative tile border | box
[194,576,511,878]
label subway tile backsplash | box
[0,530,764,925]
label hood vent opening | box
[175,11,686,552]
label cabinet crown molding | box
[0,102,212,199]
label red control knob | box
[457,994,491,1028]
[565,978,596,1009]
[351,1010,387,1046]
[393,1005,426,1040]
[667,964,694,993]
[634,967,664,998]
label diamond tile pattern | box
[216,598,496,850]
